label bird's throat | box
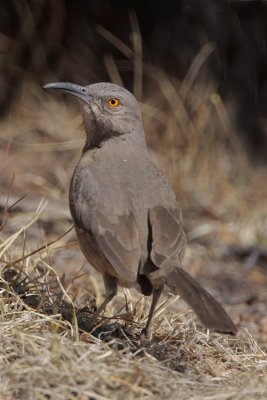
[82,126,128,153]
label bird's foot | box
[140,327,153,344]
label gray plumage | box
[43,81,237,335]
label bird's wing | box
[94,210,141,282]
[72,180,141,283]
[149,206,186,267]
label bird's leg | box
[88,275,118,330]
[141,285,164,337]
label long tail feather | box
[150,262,237,334]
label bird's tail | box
[150,261,237,334]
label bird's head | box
[43,81,144,149]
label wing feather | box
[149,206,186,267]
[71,180,141,283]
[95,211,141,282]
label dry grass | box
[0,253,267,399]
[1,22,267,400]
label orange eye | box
[107,98,120,108]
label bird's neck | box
[82,116,145,153]
[82,127,129,153]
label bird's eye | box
[107,98,120,108]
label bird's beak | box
[43,82,93,104]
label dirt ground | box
[0,77,267,399]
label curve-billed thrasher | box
[44,81,237,335]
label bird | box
[43,81,237,336]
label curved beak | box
[43,82,93,104]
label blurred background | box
[1,0,267,157]
[0,0,267,341]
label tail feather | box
[150,262,237,334]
